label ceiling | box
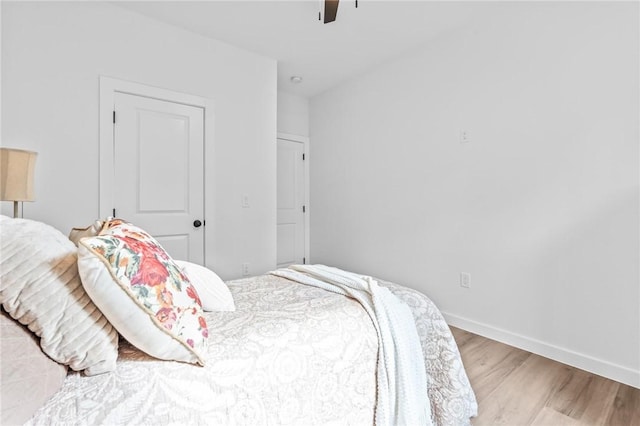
[115,1,478,98]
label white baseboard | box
[442,312,640,389]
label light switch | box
[460,272,471,288]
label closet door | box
[277,138,305,267]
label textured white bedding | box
[272,265,432,426]
[27,274,477,425]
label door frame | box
[277,132,310,264]
[98,76,214,221]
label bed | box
[0,216,477,425]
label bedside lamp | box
[0,148,37,218]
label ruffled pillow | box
[77,219,208,365]
[68,219,104,246]
[0,215,118,375]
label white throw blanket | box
[271,265,432,426]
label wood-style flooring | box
[450,327,640,426]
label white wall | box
[1,2,277,280]
[310,2,639,386]
[277,90,309,137]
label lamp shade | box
[0,148,37,202]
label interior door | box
[277,138,305,267]
[113,92,204,264]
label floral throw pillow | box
[77,219,208,365]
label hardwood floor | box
[450,327,640,426]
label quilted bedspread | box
[27,274,477,426]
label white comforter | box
[272,265,431,426]
[28,274,477,426]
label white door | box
[113,92,205,263]
[277,138,305,267]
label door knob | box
[193,220,202,228]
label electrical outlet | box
[242,195,250,208]
[459,129,470,144]
[460,272,471,288]
[242,263,250,276]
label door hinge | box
[112,208,116,217]
[302,205,306,213]
[302,153,305,161]
[113,111,116,124]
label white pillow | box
[175,260,236,312]
[0,215,118,376]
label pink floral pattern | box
[85,219,208,358]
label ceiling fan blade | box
[324,0,339,24]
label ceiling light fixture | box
[290,76,303,84]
